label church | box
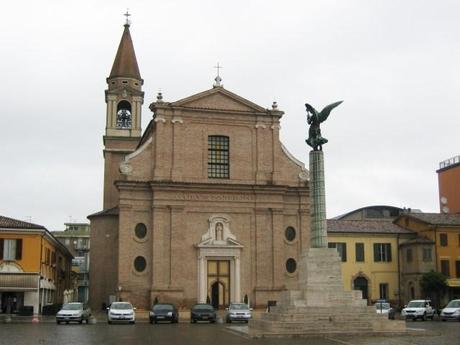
[88,21,310,310]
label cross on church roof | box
[124,9,131,26]
[213,62,223,87]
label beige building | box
[89,23,310,310]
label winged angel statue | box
[305,101,343,151]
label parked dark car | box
[149,303,178,324]
[190,304,216,323]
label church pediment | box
[171,87,267,113]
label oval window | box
[135,223,147,239]
[285,226,296,242]
[286,258,297,273]
[134,256,147,272]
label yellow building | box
[395,213,460,301]
[328,212,415,306]
[0,216,73,315]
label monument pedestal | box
[249,248,406,337]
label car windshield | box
[446,300,460,308]
[62,303,82,310]
[375,303,390,310]
[193,305,214,311]
[153,304,173,312]
[229,304,249,310]
[407,301,426,308]
[111,303,133,310]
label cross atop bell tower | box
[103,16,144,209]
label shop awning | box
[447,278,460,287]
[0,273,39,291]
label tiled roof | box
[87,207,119,218]
[400,237,435,246]
[0,215,45,229]
[327,219,414,234]
[402,213,460,226]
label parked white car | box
[440,299,460,321]
[107,302,136,324]
[401,300,435,321]
[56,302,91,324]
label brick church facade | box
[89,23,310,310]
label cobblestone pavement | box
[0,319,458,345]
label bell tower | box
[103,19,144,209]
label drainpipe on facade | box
[397,234,401,308]
[39,233,44,314]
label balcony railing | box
[439,155,460,169]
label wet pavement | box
[0,318,458,345]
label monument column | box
[309,150,327,248]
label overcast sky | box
[1,0,459,230]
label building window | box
[286,258,297,273]
[441,259,450,277]
[328,242,347,262]
[285,227,296,242]
[373,243,392,262]
[456,260,460,278]
[406,248,413,263]
[134,223,147,239]
[379,283,389,300]
[0,239,22,260]
[422,247,432,262]
[440,233,448,247]
[208,136,229,179]
[134,256,147,272]
[355,243,364,262]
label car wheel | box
[154,320,158,324]
[130,321,135,324]
[226,318,231,323]
[66,321,69,324]
[442,319,446,322]
[108,320,112,324]
[56,321,60,325]
[79,319,83,324]
[421,313,426,321]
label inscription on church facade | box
[175,193,254,202]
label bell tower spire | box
[105,13,144,138]
[103,15,144,209]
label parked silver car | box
[440,299,460,321]
[56,302,91,324]
[107,302,136,324]
[225,303,252,323]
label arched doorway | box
[211,281,225,309]
[353,276,369,302]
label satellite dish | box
[442,206,450,213]
[440,196,448,205]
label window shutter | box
[16,239,22,260]
[373,243,379,262]
[0,239,3,259]
[387,244,392,262]
[342,243,347,262]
